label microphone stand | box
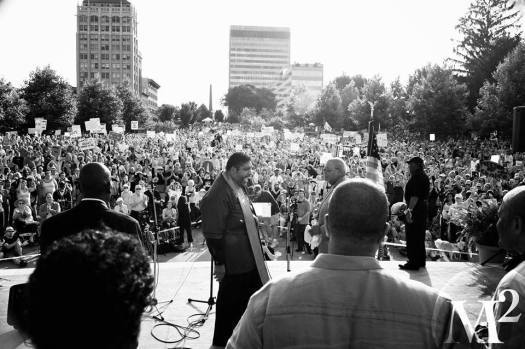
[187,259,216,324]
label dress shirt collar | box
[311,253,383,271]
[81,198,108,209]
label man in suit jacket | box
[40,162,142,253]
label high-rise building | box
[292,63,323,96]
[76,0,142,96]
[229,25,291,90]
[141,77,160,112]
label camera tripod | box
[187,258,216,323]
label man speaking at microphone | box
[201,152,269,348]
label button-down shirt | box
[227,254,453,349]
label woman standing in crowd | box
[177,195,193,248]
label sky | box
[0,0,495,111]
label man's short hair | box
[27,230,154,349]
[328,179,388,242]
[226,152,251,171]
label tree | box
[157,104,177,122]
[406,64,468,136]
[450,0,521,109]
[20,66,76,130]
[76,80,122,131]
[288,84,316,117]
[347,76,389,130]
[179,102,197,127]
[223,84,276,116]
[386,78,409,133]
[196,104,211,122]
[471,42,525,136]
[214,109,225,122]
[0,79,28,133]
[311,83,344,129]
[115,82,149,132]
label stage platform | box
[0,260,506,349]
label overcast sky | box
[0,0,498,111]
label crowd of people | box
[0,123,524,264]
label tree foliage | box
[223,84,277,116]
[471,42,525,136]
[157,104,177,122]
[450,0,521,109]
[214,109,225,122]
[311,83,344,129]
[196,104,211,122]
[0,79,28,132]
[348,76,389,130]
[179,102,197,127]
[20,66,76,130]
[76,80,122,130]
[115,82,149,132]
[406,64,468,136]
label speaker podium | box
[513,106,525,153]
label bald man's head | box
[498,186,525,252]
[79,162,111,199]
[327,178,388,244]
[324,158,346,185]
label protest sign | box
[51,145,62,158]
[353,147,361,157]
[430,134,436,141]
[54,130,62,136]
[112,125,124,134]
[109,131,123,141]
[79,138,97,151]
[131,121,139,130]
[147,130,156,138]
[28,128,36,135]
[377,133,388,147]
[35,118,47,132]
[72,125,82,138]
[516,161,523,167]
[320,152,332,165]
[290,143,300,152]
[490,155,500,164]
[64,132,71,137]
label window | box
[80,43,88,50]
[101,63,110,69]
[112,63,120,69]
[111,35,120,42]
[122,45,131,51]
[80,62,88,69]
[90,25,99,32]
[91,62,99,69]
[122,16,131,24]
[101,72,110,79]
[101,34,109,42]
[124,64,131,70]
[90,34,98,41]
[101,25,109,32]
[122,35,131,43]
[112,26,120,32]
[90,44,98,50]
[101,44,109,51]
[79,53,88,60]
[101,53,109,60]
[111,16,120,23]
[111,53,120,60]
[122,54,131,60]
[111,44,120,50]
[90,15,98,23]
[80,72,88,79]
[79,15,88,23]
[79,25,88,31]
[90,53,99,60]
[90,72,95,79]
[101,15,110,23]
[122,26,131,33]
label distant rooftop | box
[82,0,131,6]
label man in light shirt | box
[227,178,454,349]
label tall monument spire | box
[209,84,213,114]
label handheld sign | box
[131,121,139,130]
[430,134,436,141]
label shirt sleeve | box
[226,289,267,349]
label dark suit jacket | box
[40,199,142,253]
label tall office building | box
[76,0,142,96]
[229,25,291,90]
[292,63,323,95]
[141,77,160,112]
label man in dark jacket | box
[40,162,142,253]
